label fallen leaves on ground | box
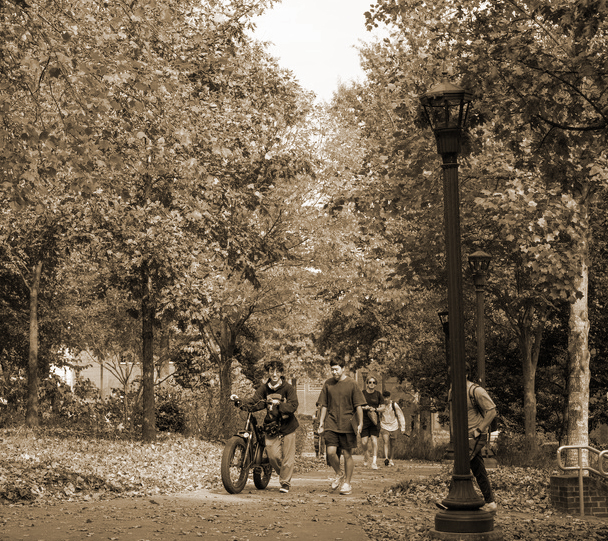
[0,429,326,505]
[359,464,608,540]
[3,430,608,541]
[0,429,224,504]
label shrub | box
[394,433,448,461]
[590,423,608,447]
[155,386,186,433]
[494,431,558,468]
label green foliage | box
[495,431,559,469]
[155,386,186,434]
[393,433,448,462]
[590,424,608,447]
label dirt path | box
[0,456,442,541]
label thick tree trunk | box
[26,261,43,428]
[141,274,156,442]
[565,204,590,467]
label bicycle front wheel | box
[221,437,249,494]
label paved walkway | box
[0,455,443,541]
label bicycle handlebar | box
[231,397,266,411]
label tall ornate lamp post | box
[420,79,500,539]
[468,251,492,387]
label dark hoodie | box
[243,379,299,436]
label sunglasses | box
[368,381,377,385]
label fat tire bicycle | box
[221,398,273,494]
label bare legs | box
[326,445,354,484]
[381,431,392,461]
[361,435,378,465]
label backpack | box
[468,384,499,433]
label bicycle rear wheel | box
[253,448,272,489]
[221,437,249,494]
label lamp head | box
[468,250,492,275]
[419,77,473,155]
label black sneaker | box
[384,458,389,466]
[280,484,289,493]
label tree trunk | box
[26,260,43,427]
[141,273,156,442]
[518,303,547,451]
[565,199,590,467]
[520,334,537,450]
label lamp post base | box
[433,509,497,535]
[429,523,503,540]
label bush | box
[494,431,558,468]
[395,433,448,461]
[590,423,608,447]
[155,386,186,433]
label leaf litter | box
[358,463,608,540]
[2,431,608,540]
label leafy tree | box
[365,0,608,456]
[0,196,74,426]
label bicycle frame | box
[234,408,266,470]
[222,398,272,494]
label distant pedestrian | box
[361,376,385,469]
[317,357,366,495]
[379,390,406,466]
[230,360,299,494]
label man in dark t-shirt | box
[318,358,366,495]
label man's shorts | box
[361,424,380,439]
[380,428,400,440]
[323,430,357,451]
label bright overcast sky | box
[253,0,379,103]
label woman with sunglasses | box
[361,376,385,469]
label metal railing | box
[557,444,608,516]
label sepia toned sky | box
[253,0,380,102]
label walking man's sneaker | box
[331,474,344,490]
[481,502,497,513]
[371,459,378,470]
[389,460,395,466]
[384,458,389,466]
[280,484,289,493]
[339,483,352,495]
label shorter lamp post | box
[468,251,492,387]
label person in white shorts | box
[379,390,406,466]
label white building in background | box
[53,350,176,399]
